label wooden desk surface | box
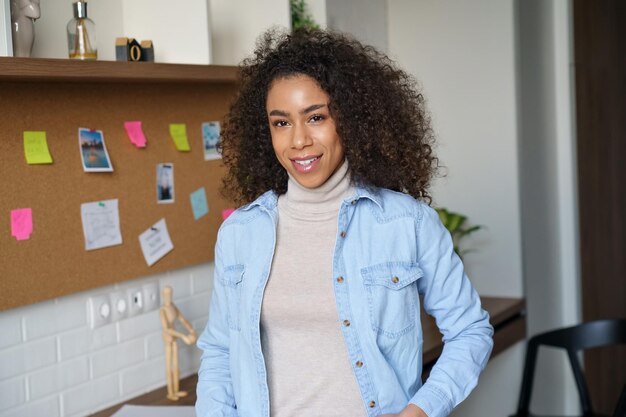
[90,296,525,417]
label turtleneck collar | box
[278,159,353,219]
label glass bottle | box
[67,1,97,60]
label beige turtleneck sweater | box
[260,161,366,416]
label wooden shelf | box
[0,57,239,84]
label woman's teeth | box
[294,157,319,166]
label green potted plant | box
[435,207,483,259]
[290,0,319,30]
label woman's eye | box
[309,114,325,123]
[272,120,289,127]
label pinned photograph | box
[157,163,174,204]
[79,128,113,172]
[201,121,221,161]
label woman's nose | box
[291,124,312,149]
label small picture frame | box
[202,121,221,161]
[78,128,114,172]
[156,163,175,204]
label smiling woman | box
[267,75,344,189]
[196,29,494,417]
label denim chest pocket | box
[220,264,244,331]
[361,261,423,338]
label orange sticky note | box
[11,208,33,241]
[124,121,147,148]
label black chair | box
[511,319,626,417]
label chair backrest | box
[516,319,626,416]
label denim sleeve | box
[196,235,239,417]
[409,204,494,417]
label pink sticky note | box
[221,208,235,220]
[11,208,33,241]
[124,121,147,148]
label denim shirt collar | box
[240,183,384,213]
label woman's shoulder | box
[360,185,432,219]
[218,190,277,231]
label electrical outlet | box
[142,283,160,312]
[127,287,144,317]
[88,295,112,328]
[109,291,128,322]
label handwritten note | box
[222,208,235,220]
[124,121,147,148]
[190,187,209,220]
[81,199,123,251]
[11,208,33,240]
[23,131,53,164]
[139,218,174,266]
[169,124,190,152]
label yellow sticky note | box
[24,131,53,164]
[169,123,190,152]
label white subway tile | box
[160,272,192,300]
[1,396,59,417]
[193,316,209,333]
[177,294,211,322]
[23,297,86,341]
[190,263,214,294]
[0,377,26,411]
[62,374,119,416]
[145,333,165,359]
[120,358,165,397]
[59,324,117,360]
[178,343,202,375]
[0,338,56,380]
[0,312,23,349]
[28,357,89,400]
[118,310,161,342]
[91,339,144,379]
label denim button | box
[337,276,344,283]
[343,319,351,327]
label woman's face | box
[266,75,344,189]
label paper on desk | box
[139,218,173,266]
[23,131,53,164]
[81,199,123,251]
[111,404,195,417]
[169,123,190,151]
[124,121,147,148]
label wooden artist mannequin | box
[160,286,197,401]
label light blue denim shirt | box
[196,185,493,417]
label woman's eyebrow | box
[269,109,289,117]
[268,103,326,117]
[301,103,326,114]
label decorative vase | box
[67,1,97,60]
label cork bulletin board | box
[0,60,239,311]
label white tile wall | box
[0,262,214,417]
[1,396,60,417]
[0,377,26,411]
[0,314,22,350]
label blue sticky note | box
[190,187,209,220]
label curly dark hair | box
[220,28,438,205]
